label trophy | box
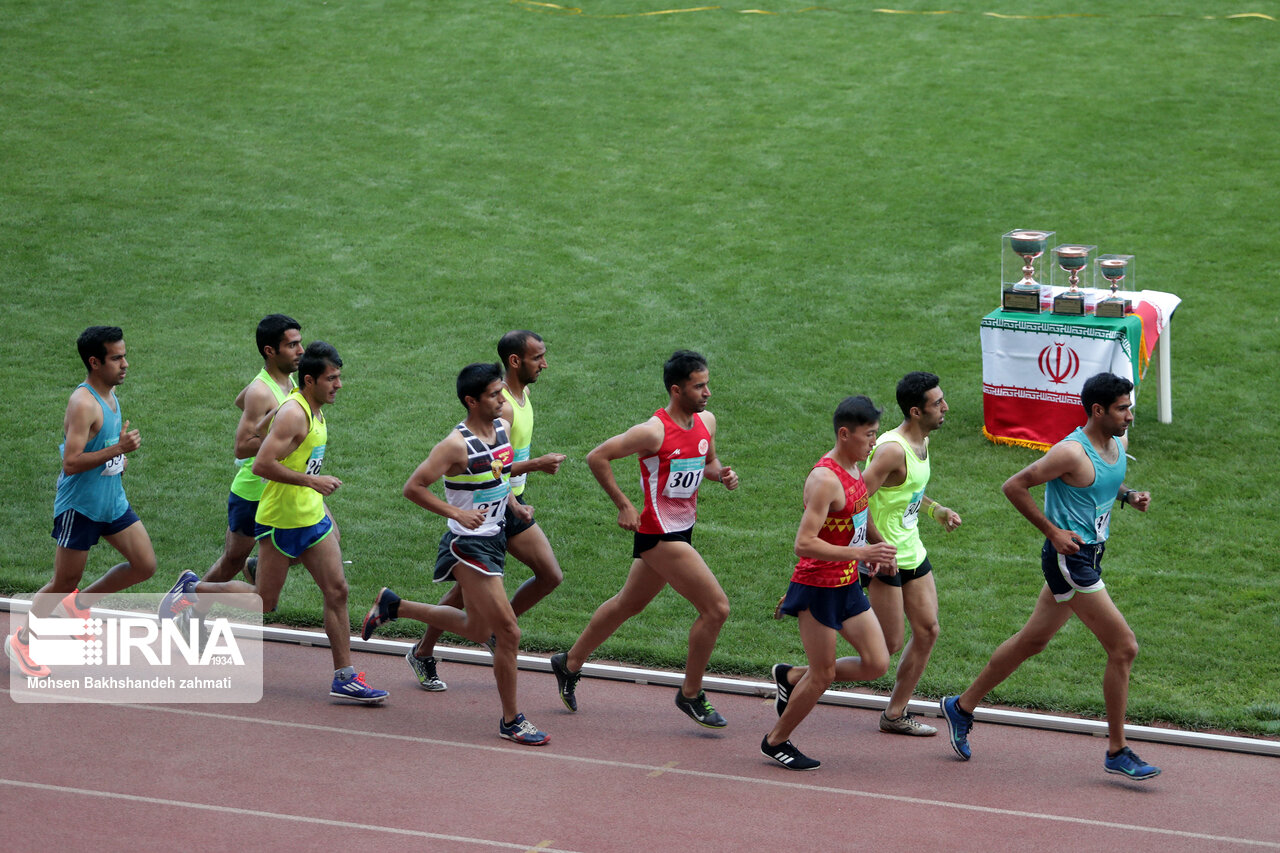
[1001,229,1054,313]
[1050,244,1095,315]
[1094,254,1134,318]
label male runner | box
[361,362,550,745]
[764,396,897,770]
[6,327,157,677]
[941,372,1161,780]
[405,330,566,691]
[550,349,739,728]
[160,341,387,703]
[859,371,962,736]
[201,314,302,586]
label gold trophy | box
[1001,229,1053,313]
[1050,244,1095,316]
[1095,254,1134,318]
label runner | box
[550,349,738,728]
[859,371,962,736]
[361,362,549,745]
[406,331,566,692]
[7,326,157,678]
[764,395,896,770]
[941,371,1161,780]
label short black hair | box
[896,371,940,419]
[834,395,882,434]
[663,349,707,391]
[256,314,301,358]
[77,326,124,370]
[298,341,342,385]
[1080,372,1133,415]
[457,362,503,408]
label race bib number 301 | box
[663,458,705,499]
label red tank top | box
[638,409,710,534]
[791,456,869,588]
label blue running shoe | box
[1105,746,1161,780]
[360,587,400,641]
[499,713,550,746]
[772,663,793,717]
[159,571,200,620]
[940,695,973,760]
[329,671,388,703]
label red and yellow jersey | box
[791,456,869,588]
[638,409,710,534]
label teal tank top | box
[54,384,130,522]
[1044,427,1125,544]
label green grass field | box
[2,0,1277,735]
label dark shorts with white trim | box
[1041,539,1106,602]
[435,530,507,582]
[51,506,141,551]
[776,580,871,630]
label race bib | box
[851,507,869,547]
[1093,504,1111,542]
[102,454,125,477]
[663,457,705,499]
[473,482,511,522]
[903,488,924,529]
[304,444,326,476]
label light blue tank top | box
[1044,426,1125,544]
[53,384,130,522]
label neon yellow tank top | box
[255,390,327,529]
[229,369,296,502]
[868,428,930,571]
[503,385,533,497]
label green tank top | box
[255,390,327,529]
[229,369,296,502]
[868,428,930,571]
[503,385,533,497]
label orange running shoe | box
[5,626,52,678]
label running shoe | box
[760,735,820,771]
[1104,746,1161,781]
[52,589,94,640]
[329,671,388,703]
[5,627,51,678]
[482,633,498,655]
[879,711,938,737]
[940,695,973,760]
[159,571,200,620]
[360,587,400,641]
[499,713,551,746]
[550,652,580,712]
[405,651,447,692]
[175,610,213,654]
[244,556,258,584]
[675,689,727,728]
[772,663,793,717]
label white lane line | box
[5,692,1277,849]
[0,779,579,853]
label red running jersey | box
[791,456,869,588]
[638,409,711,534]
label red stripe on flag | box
[983,393,1086,448]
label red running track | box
[3,639,1278,852]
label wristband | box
[1120,489,1133,507]
[928,503,937,519]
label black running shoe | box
[675,689,727,728]
[761,735,820,771]
[361,587,400,641]
[772,663,793,717]
[550,652,581,712]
